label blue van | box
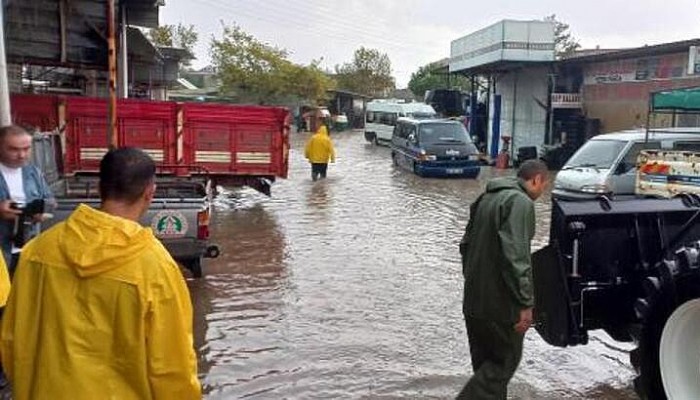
[390,118,481,178]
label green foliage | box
[149,23,198,53]
[544,15,581,59]
[210,24,334,105]
[334,47,395,97]
[148,25,174,47]
[149,23,198,67]
[408,63,471,99]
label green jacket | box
[461,176,535,323]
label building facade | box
[560,40,700,132]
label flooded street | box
[189,130,638,399]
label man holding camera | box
[0,125,53,268]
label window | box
[623,141,661,166]
[673,141,700,152]
[418,123,470,145]
[565,140,627,169]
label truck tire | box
[184,258,204,278]
[632,246,700,400]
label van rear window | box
[418,123,470,144]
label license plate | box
[446,168,463,174]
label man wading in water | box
[304,118,336,181]
[458,160,549,399]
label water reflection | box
[189,202,288,397]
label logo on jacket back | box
[152,211,189,238]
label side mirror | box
[408,133,417,144]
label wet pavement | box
[189,130,639,399]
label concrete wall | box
[490,66,549,156]
[582,51,700,132]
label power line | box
[192,0,418,53]
[203,0,404,46]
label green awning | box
[651,86,700,111]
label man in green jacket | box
[457,160,549,399]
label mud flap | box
[532,244,576,347]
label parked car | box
[364,100,436,145]
[552,128,700,200]
[390,118,481,178]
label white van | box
[553,128,700,200]
[364,101,436,145]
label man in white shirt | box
[0,126,53,269]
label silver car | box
[552,128,700,200]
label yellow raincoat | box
[304,125,336,164]
[0,253,9,307]
[0,204,201,400]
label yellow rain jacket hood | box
[1,204,201,400]
[304,125,336,163]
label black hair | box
[99,147,156,204]
[0,125,31,140]
[517,159,549,181]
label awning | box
[651,87,700,112]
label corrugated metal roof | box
[559,39,700,65]
[4,0,161,68]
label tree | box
[149,23,198,67]
[408,62,471,99]
[544,15,581,59]
[334,47,395,97]
[149,23,198,53]
[210,24,334,105]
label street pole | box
[548,73,556,145]
[0,2,12,126]
[107,0,118,149]
[118,5,128,99]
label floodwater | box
[189,131,638,399]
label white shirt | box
[0,163,25,205]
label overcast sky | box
[161,0,700,88]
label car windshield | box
[418,123,470,144]
[564,140,627,169]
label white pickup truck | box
[33,134,219,278]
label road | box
[189,130,638,399]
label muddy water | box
[189,131,638,399]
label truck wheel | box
[659,299,700,400]
[184,258,204,278]
[632,247,700,400]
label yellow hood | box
[58,204,154,277]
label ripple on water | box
[191,131,637,399]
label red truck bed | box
[9,94,290,186]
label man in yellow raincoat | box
[304,121,336,181]
[0,148,201,400]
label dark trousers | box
[311,163,328,181]
[457,317,525,400]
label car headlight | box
[580,184,610,194]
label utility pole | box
[0,2,12,126]
[107,0,118,149]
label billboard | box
[450,20,555,73]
